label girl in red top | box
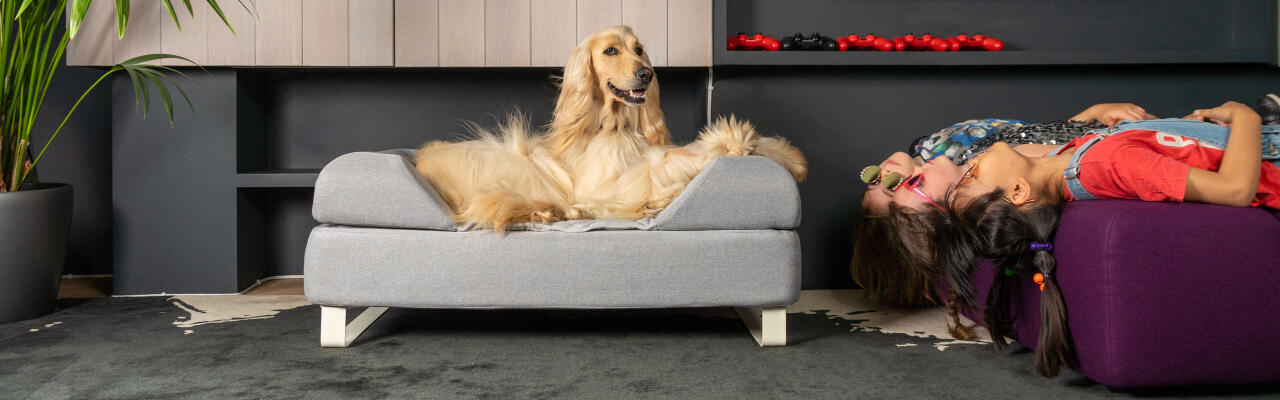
[954,102,1278,210]
[941,102,1280,377]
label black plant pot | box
[0,183,72,323]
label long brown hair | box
[850,203,948,308]
[951,189,1072,377]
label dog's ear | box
[559,41,596,97]
[640,78,672,146]
[548,39,602,155]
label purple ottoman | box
[965,200,1280,388]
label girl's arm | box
[1069,103,1158,126]
[1184,101,1262,207]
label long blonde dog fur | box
[415,26,808,231]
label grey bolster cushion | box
[312,150,456,231]
[653,155,802,230]
[313,152,800,231]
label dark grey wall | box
[254,68,710,276]
[29,62,113,276]
[107,64,1280,291]
[712,64,1280,288]
[113,71,242,294]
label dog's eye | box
[635,47,643,55]
[604,47,619,56]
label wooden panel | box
[622,0,666,66]
[439,0,484,66]
[394,0,439,66]
[485,0,531,66]
[530,0,575,67]
[303,0,349,65]
[160,0,209,65]
[114,0,162,63]
[576,0,621,42]
[666,0,711,66]
[349,0,395,66]
[256,0,303,66]
[206,0,257,66]
[66,0,115,66]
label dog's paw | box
[529,208,558,224]
[643,198,672,216]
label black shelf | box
[718,50,1268,67]
[235,169,321,188]
[713,0,1277,67]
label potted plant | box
[0,0,245,323]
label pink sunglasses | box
[895,174,945,212]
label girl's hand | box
[1185,101,1260,126]
[1071,103,1157,126]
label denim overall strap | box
[1104,119,1280,164]
[1063,136,1106,200]
[1108,119,1230,148]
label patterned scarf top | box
[912,119,1105,165]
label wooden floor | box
[57,277,304,298]
[245,278,304,295]
[57,277,112,298]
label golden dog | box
[415,26,807,231]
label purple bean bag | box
[964,200,1280,388]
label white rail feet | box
[320,305,785,347]
[320,306,389,347]
[734,306,787,347]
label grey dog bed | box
[304,150,803,347]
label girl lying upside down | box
[851,103,1158,309]
[943,101,1280,377]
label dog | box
[415,26,807,232]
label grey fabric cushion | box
[653,156,802,230]
[304,225,802,309]
[312,150,456,231]
[313,151,801,231]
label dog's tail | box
[696,115,759,156]
[467,113,543,159]
[699,115,808,182]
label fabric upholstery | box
[313,151,801,231]
[654,156,802,230]
[305,226,801,309]
[312,150,456,231]
[963,200,1280,388]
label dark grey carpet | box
[0,298,1275,399]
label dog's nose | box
[635,67,653,84]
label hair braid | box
[954,189,1073,377]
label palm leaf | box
[147,65,198,114]
[113,0,128,38]
[138,69,174,124]
[118,53,201,123]
[204,0,235,36]
[123,66,147,115]
[15,0,35,18]
[66,0,91,38]
[160,0,180,33]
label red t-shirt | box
[1052,130,1280,208]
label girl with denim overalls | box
[939,101,1280,377]
[954,102,1280,209]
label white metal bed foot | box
[320,306,389,347]
[734,306,787,347]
